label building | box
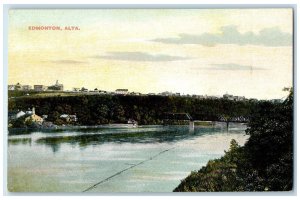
[8,110,26,120]
[115,89,129,95]
[99,90,107,94]
[129,92,142,96]
[22,85,32,91]
[80,87,88,92]
[270,99,283,103]
[159,91,174,96]
[60,114,77,122]
[223,93,234,100]
[8,85,15,91]
[34,85,47,91]
[233,96,239,101]
[223,93,246,101]
[25,107,44,124]
[237,96,246,101]
[47,80,64,91]
[16,111,26,119]
[147,93,156,96]
[8,83,33,91]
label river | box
[7,123,249,192]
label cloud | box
[152,26,292,47]
[94,52,190,62]
[194,63,266,71]
[51,60,87,64]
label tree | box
[11,117,26,128]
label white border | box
[1,1,299,199]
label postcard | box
[7,8,294,193]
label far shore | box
[8,121,247,134]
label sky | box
[8,9,293,99]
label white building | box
[8,85,15,91]
[115,89,129,95]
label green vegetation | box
[174,89,293,192]
[8,93,256,126]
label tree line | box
[9,94,257,126]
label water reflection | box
[8,138,32,146]
[34,126,240,153]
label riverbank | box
[8,121,242,135]
[8,124,142,134]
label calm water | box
[8,124,249,192]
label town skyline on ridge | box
[9,9,293,100]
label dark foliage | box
[8,94,255,126]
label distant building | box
[16,111,26,119]
[22,85,32,91]
[223,93,234,100]
[47,80,64,91]
[80,87,88,92]
[147,93,156,96]
[249,98,258,102]
[99,90,107,94]
[223,93,246,101]
[208,96,219,99]
[129,92,142,96]
[270,99,283,103]
[25,108,33,115]
[159,91,173,96]
[233,96,239,101]
[60,114,77,122]
[115,89,129,95]
[8,110,26,120]
[25,107,44,124]
[237,96,246,101]
[34,85,47,91]
[8,85,15,91]
[8,83,33,91]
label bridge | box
[163,112,194,131]
[163,112,249,130]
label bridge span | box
[163,112,249,131]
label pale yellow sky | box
[8,9,293,99]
